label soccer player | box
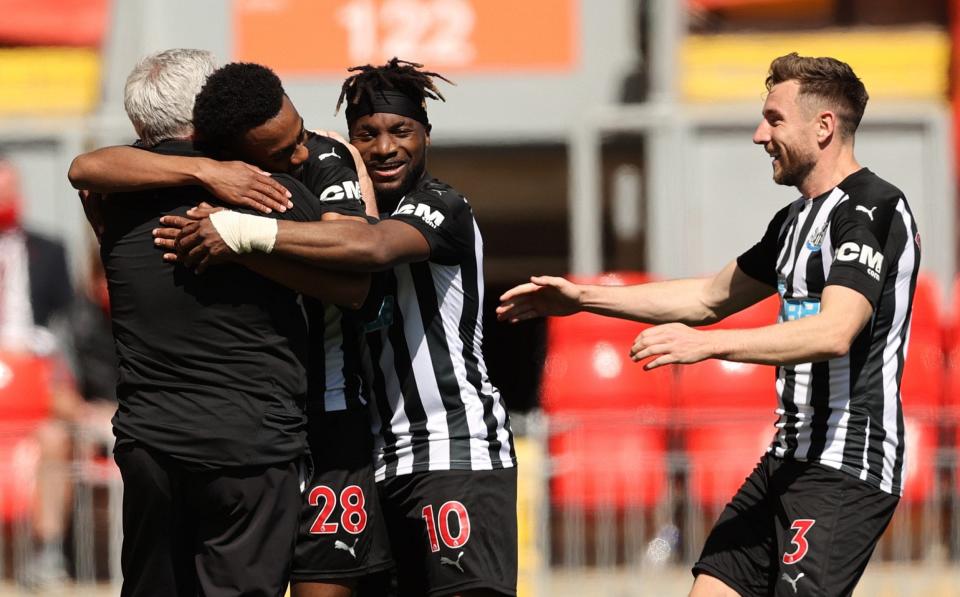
[156,59,518,597]
[71,59,394,597]
[499,53,917,597]
[68,54,372,596]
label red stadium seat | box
[542,272,671,509]
[550,413,668,508]
[542,272,672,413]
[897,273,943,502]
[0,351,55,521]
[677,296,780,505]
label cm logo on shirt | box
[835,241,883,281]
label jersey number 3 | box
[308,485,368,535]
[782,519,816,565]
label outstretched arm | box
[156,205,373,307]
[157,210,428,273]
[497,260,774,326]
[630,284,872,369]
[68,145,292,214]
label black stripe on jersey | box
[304,298,327,417]
[366,322,401,477]
[340,311,363,411]
[840,327,873,477]
[775,220,799,287]
[385,277,434,471]
[408,262,474,466]
[803,225,830,460]
[456,225,507,466]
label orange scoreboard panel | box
[234,0,578,76]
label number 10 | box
[421,500,471,552]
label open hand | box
[496,275,583,323]
[629,323,715,370]
[197,159,293,214]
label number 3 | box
[782,519,815,564]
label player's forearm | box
[579,278,721,325]
[273,220,390,272]
[238,253,371,308]
[707,315,854,366]
[68,146,211,192]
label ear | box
[816,110,837,144]
[424,123,432,148]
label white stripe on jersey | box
[378,328,415,477]
[395,265,455,473]
[323,307,347,412]
[860,415,872,481]
[436,262,494,470]
[879,200,915,493]
[791,189,845,459]
[817,353,851,469]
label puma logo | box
[334,538,359,559]
[317,148,340,161]
[440,551,465,573]
[781,572,805,593]
[855,205,877,221]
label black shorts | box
[374,467,518,597]
[693,453,900,597]
[114,440,300,597]
[291,410,393,583]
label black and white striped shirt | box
[299,132,373,417]
[362,174,516,481]
[737,168,920,496]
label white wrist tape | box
[208,210,278,254]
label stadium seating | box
[899,273,942,502]
[0,351,54,520]
[543,272,671,508]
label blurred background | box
[0,0,958,595]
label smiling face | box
[752,80,821,190]
[348,112,430,208]
[239,95,309,175]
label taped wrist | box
[208,210,278,254]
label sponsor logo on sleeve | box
[855,204,878,221]
[318,181,361,202]
[393,203,445,228]
[836,241,883,281]
[317,148,339,161]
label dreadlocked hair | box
[335,58,453,115]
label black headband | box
[345,89,429,127]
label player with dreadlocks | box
[158,58,518,597]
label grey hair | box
[123,49,217,146]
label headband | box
[345,89,429,127]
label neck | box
[797,143,860,198]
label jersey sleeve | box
[298,133,366,218]
[387,186,475,265]
[826,197,900,307]
[267,175,326,223]
[736,205,791,288]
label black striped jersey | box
[737,168,920,496]
[299,132,371,417]
[361,174,516,481]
